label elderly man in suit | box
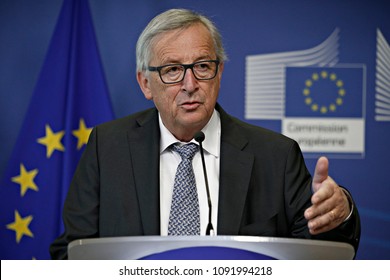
[50,9,360,259]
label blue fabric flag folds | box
[0,0,114,259]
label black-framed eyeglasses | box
[147,60,220,84]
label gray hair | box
[136,9,227,72]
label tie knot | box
[172,143,198,161]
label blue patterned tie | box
[168,143,200,235]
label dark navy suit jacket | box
[50,104,360,259]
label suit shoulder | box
[94,107,157,134]
[228,114,294,144]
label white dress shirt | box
[159,110,221,236]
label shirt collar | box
[159,109,221,158]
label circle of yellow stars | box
[303,70,346,114]
[6,118,92,244]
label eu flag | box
[285,66,364,118]
[0,0,114,259]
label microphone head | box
[194,131,205,143]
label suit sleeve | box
[49,127,100,259]
[283,141,314,238]
[284,141,360,254]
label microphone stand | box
[194,131,215,236]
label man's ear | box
[136,71,153,100]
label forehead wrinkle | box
[150,24,215,65]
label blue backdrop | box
[0,0,389,259]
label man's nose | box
[181,68,199,92]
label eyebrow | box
[159,55,215,65]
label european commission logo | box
[244,28,390,158]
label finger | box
[304,195,333,220]
[308,202,349,235]
[308,210,338,234]
[312,156,329,192]
[311,178,335,204]
[305,183,349,222]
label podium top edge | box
[68,235,353,250]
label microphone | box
[194,131,214,236]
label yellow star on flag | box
[11,164,39,197]
[6,210,34,243]
[37,124,65,158]
[72,118,92,150]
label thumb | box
[312,156,329,192]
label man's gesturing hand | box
[304,157,350,235]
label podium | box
[68,236,355,260]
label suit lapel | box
[217,106,254,234]
[125,106,254,236]
[127,109,161,235]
